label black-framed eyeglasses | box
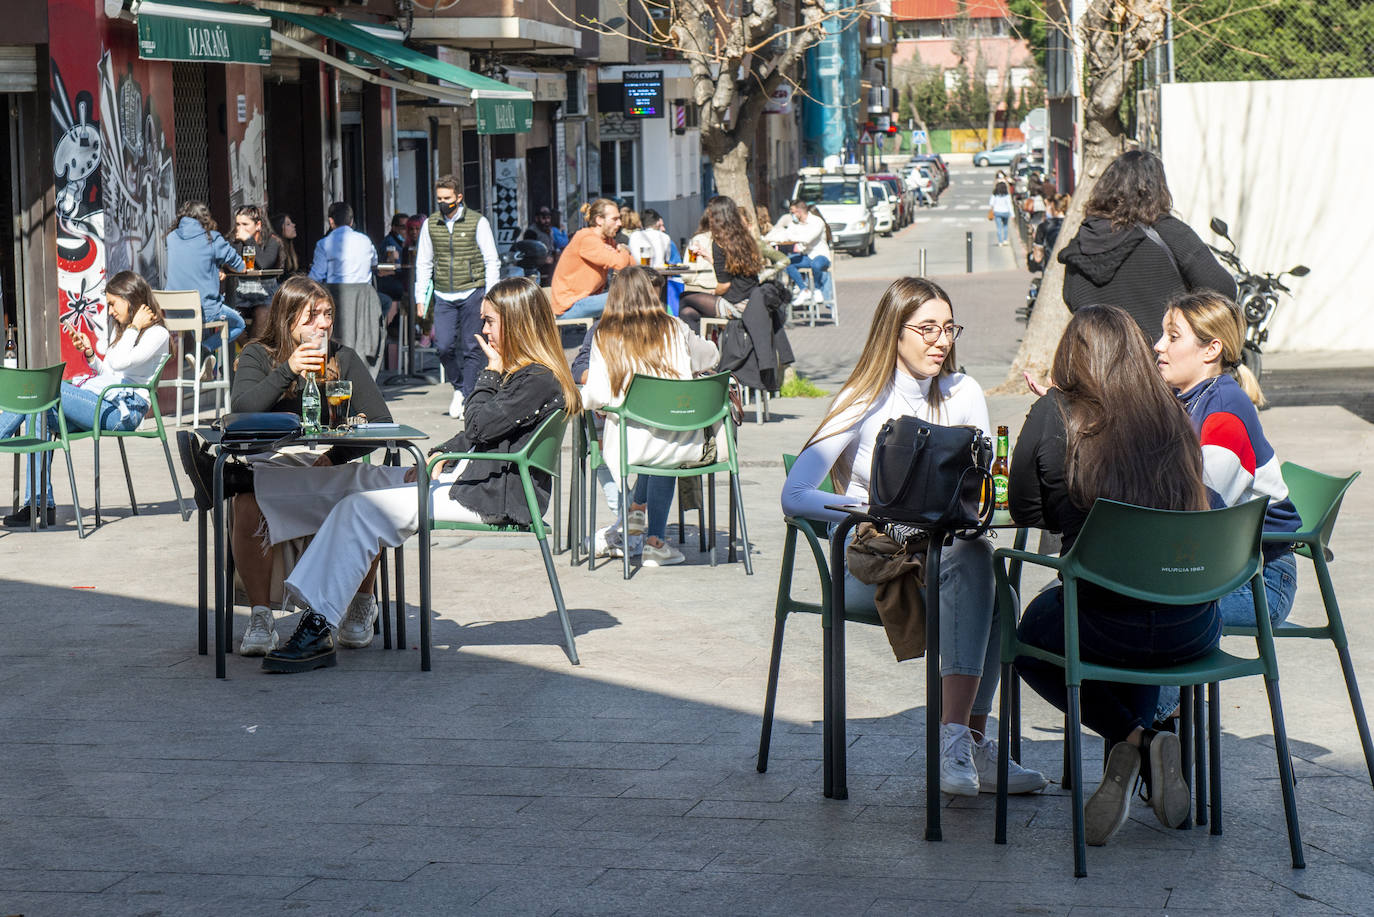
[902,323,964,344]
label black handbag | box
[213,412,302,450]
[869,416,994,537]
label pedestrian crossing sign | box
[912,129,928,145]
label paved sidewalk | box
[1,252,1372,915]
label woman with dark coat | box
[1057,150,1237,337]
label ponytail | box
[1231,362,1267,409]
[581,197,617,228]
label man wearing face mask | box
[413,175,500,419]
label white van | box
[790,165,876,257]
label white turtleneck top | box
[781,368,990,523]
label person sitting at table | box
[582,266,718,566]
[207,277,578,673]
[176,275,392,657]
[522,206,562,285]
[164,200,245,375]
[1,271,169,528]
[229,204,283,335]
[629,208,673,269]
[677,196,761,334]
[549,197,633,320]
[765,198,833,306]
[270,213,301,278]
[1009,304,1214,846]
[782,276,1048,799]
[309,202,384,376]
[377,212,410,303]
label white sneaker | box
[593,525,623,558]
[239,605,278,656]
[640,540,685,566]
[972,732,1048,794]
[199,354,218,382]
[939,723,980,797]
[810,289,824,305]
[790,287,808,305]
[337,593,378,648]
[626,508,648,535]
[448,389,465,419]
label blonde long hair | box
[803,277,957,489]
[1165,291,1266,408]
[486,277,580,415]
[593,265,680,395]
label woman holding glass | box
[229,204,284,334]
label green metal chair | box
[0,364,86,537]
[64,353,189,526]
[597,372,752,580]
[1221,463,1371,784]
[992,498,1304,877]
[425,411,579,665]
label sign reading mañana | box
[137,8,272,66]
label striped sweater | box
[1178,374,1300,557]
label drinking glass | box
[243,244,256,271]
[325,380,353,430]
[639,255,651,266]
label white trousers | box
[257,463,479,627]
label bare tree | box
[556,0,867,223]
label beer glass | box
[325,380,353,430]
[640,255,651,266]
[243,244,256,271]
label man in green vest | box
[412,175,501,419]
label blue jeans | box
[786,254,831,294]
[631,474,675,540]
[1155,551,1299,719]
[993,212,1010,244]
[202,304,245,355]
[433,287,485,397]
[1016,584,1221,744]
[842,531,1003,716]
[563,292,609,320]
[0,383,147,505]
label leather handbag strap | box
[1139,223,1182,281]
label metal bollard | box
[966,232,974,273]
[918,248,927,277]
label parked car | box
[868,173,912,226]
[868,181,896,236]
[973,141,1023,168]
[791,165,876,256]
[909,153,950,191]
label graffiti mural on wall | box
[100,52,176,284]
[51,61,107,364]
[229,107,265,209]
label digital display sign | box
[623,70,664,118]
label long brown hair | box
[804,277,957,490]
[592,265,680,395]
[1164,291,1265,407]
[579,197,618,229]
[705,195,762,277]
[170,200,216,240]
[484,277,580,415]
[1052,305,1207,512]
[234,204,272,246]
[239,275,339,389]
[1086,150,1174,230]
[270,212,299,273]
[105,270,166,348]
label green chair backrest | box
[782,452,834,494]
[524,411,570,477]
[1281,462,1359,547]
[0,364,64,417]
[1065,497,1267,606]
[618,372,731,433]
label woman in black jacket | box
[228,205,285,334]
[250,277,580,673]
[1058,151,1236,337]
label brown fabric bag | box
[845,522,929,661]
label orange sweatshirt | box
[550,227,632,314]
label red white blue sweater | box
[1178,374,1299,559]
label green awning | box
[135,0,272,66]
[273,11,533,133]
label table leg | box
[213,451,229,679]
[198,506,208,655]
[925,532,945,841]
[404,443,432,672]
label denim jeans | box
[563,292,609,320]
[1155,551,1298,719]
[786,254,831,294]
[841,530,1002,716]
[202,304,245,355]
[993,213,1010,244]
[0,384,147,505]
[631,474,675,540]
[1016,584,1221,744]
[433,287,485,397]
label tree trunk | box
[708,133,757,230]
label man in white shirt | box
[628,208,673,268]
[412,175,500,418]
[765,199,833,304]
[309,202,378,284]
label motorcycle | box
[500,239,551,283]
[1207,217,1309,381]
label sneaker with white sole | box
[239,605,278,656]
[593,525,624,558]
[939,722,980,797]
[1085,741,1141,846]
[626,508,648,535]
[972,732,1048,794]
[337,593,378,648]
[448,389,465,419]
[1142,729,1190,829]
[640,540,685,566]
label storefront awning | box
[134,0,272,66]
[273,11,533,134]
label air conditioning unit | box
[564,70,588,115]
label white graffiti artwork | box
[51,61,107,351]
[229,106,265,209]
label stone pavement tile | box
[1159,872,1350,914]
[0,892,349,917]
[341,792,541,828]
[100,870,312,899]
[869,897,1066,916]
[0,866,130,893]
[515,794,699,820]
[685,797,866,822]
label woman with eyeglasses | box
[782,276,1048,800]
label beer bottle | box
[992,425,1010,512]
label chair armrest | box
[425,450,516,475]
[992,546,1064,572]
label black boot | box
[262,611,337,673]
[2,504,57,528]
[177,430,253,512]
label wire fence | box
[1171,0,1374,83]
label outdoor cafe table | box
[825,503,1021,841]
[197,424,431,679]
